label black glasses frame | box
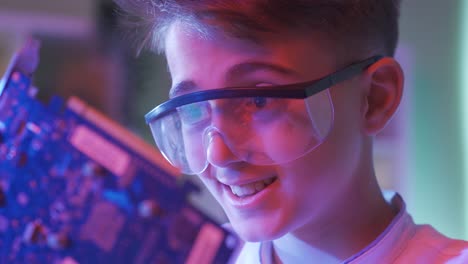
[145,55,383,123]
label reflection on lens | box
[148,90,333,175]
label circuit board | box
[0,43,238,264]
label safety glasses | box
[145,56,382,174]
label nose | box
[205,129,240,168]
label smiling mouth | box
[225,177,277,198]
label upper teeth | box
[229,177,275,197]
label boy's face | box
[165,22,368,241]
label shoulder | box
[395,224,468,264]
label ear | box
[361,57,404,135]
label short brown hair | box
[115,0,401,57]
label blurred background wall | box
[397,0,467,241]
[0,0,466,240]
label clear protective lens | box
[148,89,333,174]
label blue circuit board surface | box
[0,49,238,264]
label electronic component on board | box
[0,40,238,264]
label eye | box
[253,97,267,108]
[242,97,274,111]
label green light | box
[459,0,468,240]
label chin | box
[228,213,290,242]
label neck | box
[272,147,397,263]
[272,187,396,264]
[271,234,341,264]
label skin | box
[164,21,404,263]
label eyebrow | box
[169,61,299,98]
[169,80,198,98]
[225,61,299,83]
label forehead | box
[164,22,339,93]
[164,22,271,70]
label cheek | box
[182,125,212,174]
[196,169,226,209]
[258,119,313,163]
[255,99,329,164]
[276,96,365,208]
[329,83,365,133]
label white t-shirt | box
[230,193,468,263]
